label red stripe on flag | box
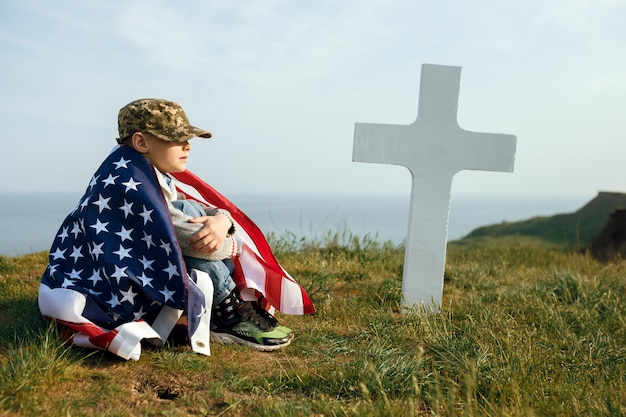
[48,318,119,351]
[89,330,119,351]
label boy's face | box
[137,133,191,173]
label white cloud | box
[114,2,212,70]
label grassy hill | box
[1,234,625,416]
[461,191,626,248]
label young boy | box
[118,98,295,349]
[39,98,313,359]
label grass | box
[0,234,625,416]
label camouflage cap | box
[117,98,212,143]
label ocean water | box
[0,192,589,257]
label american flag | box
[39,145,314,360]
[39,145,202,359]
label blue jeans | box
[172,199,236,305]
[184,256,236,305]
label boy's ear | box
[131,132,149,153]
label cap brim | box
[189,125,212,139]
[149,125,212,142]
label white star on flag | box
[122,177,141,192]
[111,265,128,283]
[113,157,130,169]
[136,272,154,288]
[163,261,180,279]
[119,287,138,305]
[70,246,84,262]
[133,305,146,320]
[107,293,121,308]
[102,174,119,187]
[79,197,89,211]
[139,206,153,225]
[90,219,109,235]
[113,245,132,260]
[70,222,82,238]
[87,269,103,286]
[90,242,105,260]
[51,248,66,260]
[159,286,176,303]
[89,175,100,190]
[68,268,83,279]
[115,226,134,242]
[138,256,154,270]
[160,240,172,255]
[141,231,155,249]
[93,194,112,213]
[120,200,134,218]
[57,227,69,242]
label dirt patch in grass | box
[130,369,194,401]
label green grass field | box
[1,233,624,416]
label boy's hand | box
[187,213,232,253]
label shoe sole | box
[210,332,292,351]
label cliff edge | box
[462,191,626,248]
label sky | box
[1,0,625,199]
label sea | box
[0,192,590,257]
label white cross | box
[353,63,517,311]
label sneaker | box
[247,301,294,340]
[211,302,291,351]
